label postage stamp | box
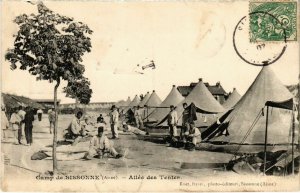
[249,1,297,42]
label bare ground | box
[1,114,299,192]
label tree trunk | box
[53,78,60,174]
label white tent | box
[222,88,242,109]
[203,66,295,145]
[147,85,184,123]
[143,90,162,120]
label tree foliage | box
[5,2,93,93]
[63,77,92,104]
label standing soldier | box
[48,108,55,134]
[109,105,119,139]
[167,105,178,138]
[134,106,144,129]
[181,103,189,142]
[1,105,9,142]
[18,106,26,143]
[37,108,43,121]
[24,107,35,145]
[10,108,22,144]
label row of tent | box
[116,66,298,146]
[116,79,242,128]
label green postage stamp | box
[249,1,297,42]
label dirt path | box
[1,114,236,178]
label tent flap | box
[265,98,294,110]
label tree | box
[5,2,93,174]
[63,77,93,107]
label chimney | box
[216,81,221,88]
[233,87,236,91]
[199,78,203,82]
[173,85,176,87]
[153,90,155,92]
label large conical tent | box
[222,88,242,109]
[145,90,162,107]
[143,90,162,119]
[129,95,140,107]
[138,92,150,107]
[123,97,131,107]
[203,66,295,145]
[147,85,184,123]
[169,78,225,127]
[124,95,140,113]
[115,100,125,108]
[117,97,131,115]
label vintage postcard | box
[1,0,299,192]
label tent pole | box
[147,107,149,122]
[291,106,295,175]
[263,106,269,176]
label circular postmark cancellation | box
[233,1,297,66]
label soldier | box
[188,122,201,149]
[109,105,119,139]
[48,108,55,134]
[122,122,149,136]
[181,103,189,142]
[134,106,144,129]
[1,105,9,142]
[24,107,35,145]
[37,108,43,121]
[65,111,84,145]
[10,108,22,144]
[167,105,178,138]
[84,127,122,159]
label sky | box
[1,1,299,104]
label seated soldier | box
[97,114,106,124]
[84,127,123,160]
[64,111,84,145]
[187,122,201,150]
[122,122,149,136]
[96,116,107,130]
[80,115,94,136]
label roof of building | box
[34,99,61,103]
[2,93,45,109]
[177,81,227,96]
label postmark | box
[233,11,287,66]
[249,1,297,42]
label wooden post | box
[263,106,269,175]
